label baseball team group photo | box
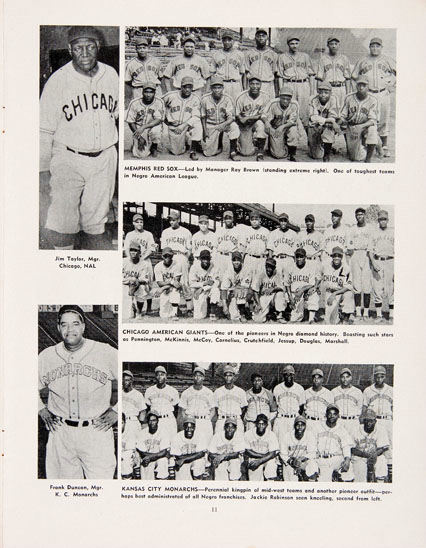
[39,25,119,251]
[122,202,394,326]
[38,304,118,479]
[121,362,393,483]
[124,26,396,164]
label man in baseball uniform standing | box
[191,214,218,262]
[297,214,323,261]
[122,370,146,478]
[145,365,179,440]
[331,368,363,439]
[272,365,305,443]
[40,26,118,250]
[316,37,351,109]
[245,372,277,431]
[267,212,299,280]
[322,209,348,260]
[212,30,246,102]
[38,305,117,479]
[245,28,278,100]
[124,36,162,100]
[214,365,248,433]
[304,368,333,434]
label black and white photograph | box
[121,362,393,483]
[39,25,119,250]
[122,202,394,325]
[38,304,118,479]
[124,27,396,163]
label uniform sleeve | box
[340,96,349,120]
[298,386,306,406]
[191,96,202,119]
[306,53,315,76]
[287,103,298,124]
[362,388,371,408]
[351,58,362,80]
[355,389,363,416]
[138,392,147,412]
[154,262,162,282]
[343,56,351,79]
[40,73,62,135]
[251,273,262,292]
[277,54,284,78]
[162,58,175,79]
[328,96,339,120]
[225,96,235,119]
[200,97,208,117]
[125,100,138,123]
[367,97,378,122]
[189,265,202,289]
[103,344,118,381]
[306,431,317,460]
[186,229,193,252]
[220,270,232,290]
[239,52,246,74]
[271,51,278,74]
[316,56,325,80]
[268,431,280,452]
[153,99,164,121]
[170,434,182,456]
[235,94,244,117]
[279,433,289,461]
[124,60,133,82]
[240,389,248,409]
[171,387,180,406]
[148,232,157,253]
[200,56,212,79]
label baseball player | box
[220,250,253,322]
[339,76,379,163]
[322,209,348,259]
[277,36,315,129]
[367,210,394,322]
[123,213,156,294]
[284,247,321,323]
[153,248,183,319]
[179,366,216,440]
[162,34,211,96]
[215,210,244,278]
[307,81,340,162]
[121,413,137,479]
[351,409,390,482]
[170,416,208,480]
[244,414,280,481]
[279,416,319,481]
[320,246,355,325]
[191,214,218,261]
[38,305,117,479]
[208,417,246,481]
[125,82,164,158]
[346,208,373,320]
[304,369,334,434]
[316,403,354,482]
[145,365,179,440]
[188,250,221,320]
[262,86,302,161]
[135,410,170,480]
[245,373,277,431]
[200,76,240,160]
[162,77,203,159]
[297,214,323,261]
[267,212,300,279]
[251,257,287,323]
[211,30,246,102]
[235,74,270,160]
[362,365,393,479]
[352,37,396,157]
[122,370,146,479]
[122,241,153,319]
[40,26,118,250]
[331,368,363,439]
[316,37,351,109]
[214,365,248,433]
[272,365,306,443]
[124,37,162,100]
[244,28,278,100]
[241,211,270,278]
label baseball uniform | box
[162,54,211,92]
[368,226,394,308]
[162,91,202,155]
[316,420,354,482]
[284,261,321,321]
[123,257,153,303]
[144,384,179,439]
[296,231,323,260]
[135,427,170,480]
[340,92,379,161]
[40,61,118,236]
[235,90,269,156]
[38,338,117,479]
[347,224,373,295]
[251,267,286,323]
[215,225,244,275]
[316,53,351,108]
[245,48,278,100]
[273,382,306,441]
[220,264,253,321]
[242,226,270,277]
[214,385,248,433]
[123,228,156,273]
[308,94,339,159]
[188,262,221,319]
[200,92,239,157]
[122,387,146,438]
[277,52,315,126]
[352,54,396,137]
[351,422,389,481]
[244,428,279,480]
[363,382,393,460]
[267,228,298,276]
[245,387,276,429]
[263,98,302,158]
[304,387,334,432]
[161,225,192,287]
[279,428,319,481]
[322,225,348,258]
[331,385,363,438]
[121,424,137,478]
[191,229,218,260]
[320,261,355,324]
[170,430,208,480]
[179,386,216,440]
[208,430,246,480]
[154,259,183,319]
[124,56,162,98]
[212,48,245,101]
[125,96,164,158]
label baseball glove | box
[127,277,141,296]
[136,134,147,152]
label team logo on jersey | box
[42,363,108,385]
[63,93,117,121]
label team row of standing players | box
[122,364,393,482]
[122,207,394,323]
[125,31,396,162]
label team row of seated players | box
[121,365,392,482]
[122,207,394,323]
[125,32,395,162]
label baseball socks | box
[288,146,297,162]
[189,140,202,160]
[375,304,383,319]
[255,138,266,161]
[365,144,375,163]
[229,139,240,161]
[323,143,332,162]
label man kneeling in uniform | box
[170,416,208,480]
[244,414,280,481]
[208,418,246,481]
[308,81,340,162]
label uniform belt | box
[278,413,296,418]
[330,82,345,87]
[369,88,386,93]
[275,254,292,259]
[319,453,340,458]
[173,250,186,255]
[374,255,393,261]
[287,79,307,83]
[376,415,392,419]
[63,418,93,427]
[158,414,171,418]
[66,147,103,158]
[193,415,208,419]
[219,414,238,419]
[353,248,367,251]
[218,251,231,255]
[126,416,140,421]
[341,415,357,420]
[306,415,321,421]
[248,253,266,258]
[223,79,238,82]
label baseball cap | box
[181,76,194,87]
[147,410,161,419]
[231,251,243,260]
[250,211,260,219]
[134,36,149,46]
[129,240,141,251]
[199,215,209,222]
[223,210,234,218]
[210,75,224,87]
[326,403,340,413]
[68,26,100,44]
[287,36,300,44]
[162,247,174,257]
[255,28,268,35]
[123,370,134,378]
[155,365,167,374]
[356,76,369,85]
[331,246,344,257]
[248,72,262,82]
[168,210,180,220]
[222,30,234,39]
[327,36,340,44]
[182,34,196,45]
[251,372,263,382]
[340,367,352,376]
[223,365,235,375]
[279,85,293,97]
[374,366,386,375]
[378,210,389,220]
[283,365,295,374]
[265,257,276,267]
[143,81,157,91]
[312,368,324,377]
[183,415,196,425]
[255,414,269,423]
[225,417,237,426]
[331,208,343,217]
[355,207,366,215]
[199,249,211,259]
[317,81,332,91]
[193,366,206,376]
[295,248,306,257]
[133,213,143,222]
[370,37,382,46]
[305,214,315,222]
[57,305,86,324]
[294,415,306,425]
[278,212,289,221]
[363,409,377,420]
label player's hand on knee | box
[39,408,61,432]
[327,295,335,306]
[93,408,118,431]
